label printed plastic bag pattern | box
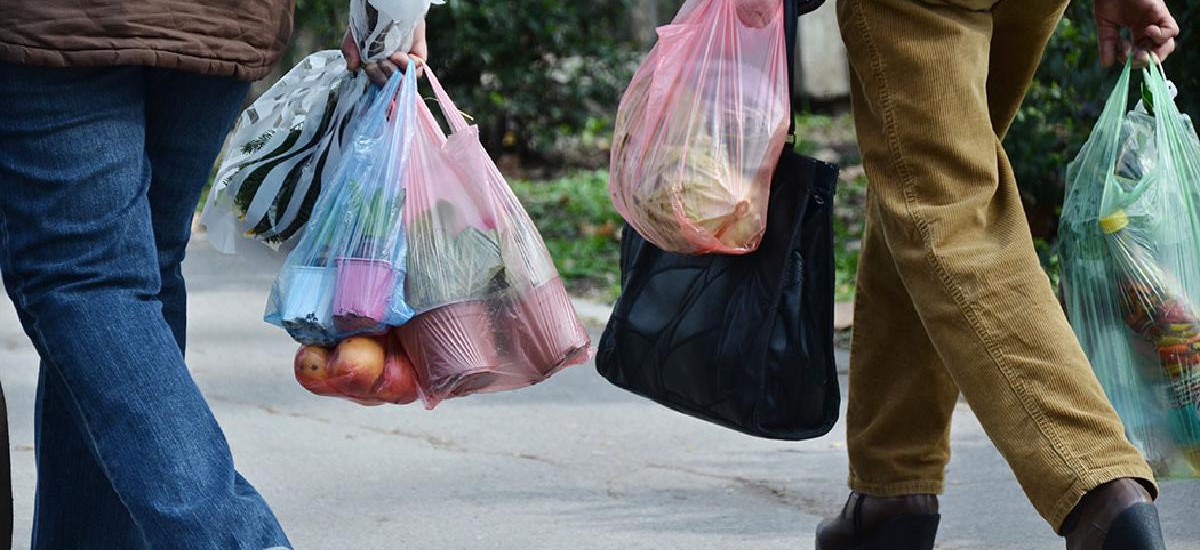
[264,67,418,347]
[202,51,370,252]
[1060,59,1200,478]
[609,0,790,255]
[350,0,443,63]
[202,0,437,252]
[394,67,591,408]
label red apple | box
[328,335,387,398]
[374,333,420,405]
[294,345,337,395]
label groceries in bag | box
[264,65,418,347]
[276,65,590,409]
[394,66,590,408]
[1059,59,1200,477]
[608,0,789,255]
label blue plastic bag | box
[265,67,418,346]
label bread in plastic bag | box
[609,0,789,255]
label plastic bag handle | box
[1100,59,1135,174]
[420,64,472,134]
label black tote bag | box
[595,0,841,441]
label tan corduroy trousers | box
[835,0,1157,532]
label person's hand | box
[342,20,429,85]
[1094,0,1178,67]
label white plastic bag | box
[202,0,440,253]
[202,51,370,253]
[350,0,443,63]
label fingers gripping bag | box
[264,67,418,347]
[201,0,440,253]
[1060,59,1200,478]
[396,67,591,408]
[609,0,790,255]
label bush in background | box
[1007,0,1199,248]
[281,1,642,168]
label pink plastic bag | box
[610,0,790,255]
[395,67,591,409]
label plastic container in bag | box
[395,66,591,408]
[264,67,418,346]
[608,0,789,255]
[1060,59,1200,478]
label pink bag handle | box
[420,63,471,135]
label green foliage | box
[287,0,349,66]
[1007,0,1200,251]
[424,1,639,161]
[1163,0,1200,120]
[831,172,866,302]
[284,1,641,163]
[509,171,623,301]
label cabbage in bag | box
[609,0,789,255]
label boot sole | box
[815,513,940,550]
[1103,503,1166,550]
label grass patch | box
[509,171,624,303]
[832,171,866,302]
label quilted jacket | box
[0,0,295,81]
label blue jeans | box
[0,64,291,550]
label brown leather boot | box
[1063,478,1165,550]
[815,492,940,550]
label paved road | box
[0,235,1196,549]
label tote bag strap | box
[785,0,827,143]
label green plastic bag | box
[1060,59,1200,479]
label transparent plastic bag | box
[394,66,591,408]
[202,0,440,253]
[609,0,790,255]
[293,332,421,406]
[201,51,371,253]
[264,68,417,347]
[1060,59,1200,478]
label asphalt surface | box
[0,234,1196,549]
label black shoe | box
[1063,478,1165,550]
[815,492,940,550]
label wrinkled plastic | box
[350,0,443,62]
[202,51,371,252]
[264,68,417,346]
[609,0,789,255]
[202,0,438,252]
[394,67,591,408]
[1060,59,1200,478]
[597,149,841,440]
